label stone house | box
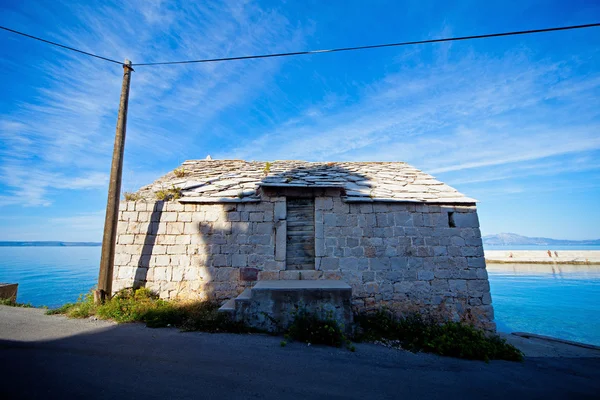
[113,160,494,330]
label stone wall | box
[114,192,494,330]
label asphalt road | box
[1,306,599,399]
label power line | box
[0,25,123,65]
[2,22,599,68]
[132,22,600,67]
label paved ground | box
[1,306,599,399]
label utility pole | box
[95,59,133,304]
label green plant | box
[0,298,34,308]
[173,167,185,178]
[280,340,287,347]
[124,192,142,201]
[263,161,272,176]
[354,310,523,362]
[286,309,347,348]
[155,185,182,201]
[46,288,251,334]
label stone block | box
[450,236,465,246]
[216,268,238,282]
[118,235,135,245]
[275,221,286,262]
[315,236,325,257]
[315,197,333,210]
[168,244,187,255]
[467,279,490,293]
[417,270,434,281]
[177,212,193,222]
[154,255,171,266]
[320,257,340,271]
[172,267,184,282]
[137,211,151,222]
[249,235,271,245]
[449,279,467,292]
[249,212,264,222]
[434,269,453,279]
[258,271,280,280]
[476,269,488,279]
[165,202,185,212]
[253,222,272,235]
[433,246,448,257]
[279,270,301,280]
[362,271,376,283]
[122,211,138,222]
[232,254,248,267]
[459,269,478,280]
[453,212,479,228]
[482,292,492,305]
[465,246,485,257]
[212,254,228,267]
[369,258,390,271]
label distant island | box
[0,241,101,247]
[483,233,600,246]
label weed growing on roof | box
[123,192,142,201]
[155,185,182,201]
[173,167,185,178]
[354,309,523,362]
[263,161,272,176]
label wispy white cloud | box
[221,48,600,196]
[0,0,308,206]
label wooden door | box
[286,198,315,270]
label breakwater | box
[485,250,600,265]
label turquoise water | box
[0,247,99,308]
[488,264,600,346]
[0,247,599,345]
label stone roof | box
[136,160,476,204]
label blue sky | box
[0,0,599,241]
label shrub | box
[355,309,523,362]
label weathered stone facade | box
[114,170,494,330]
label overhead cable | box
[0,25,123,65]
[132,22,600,66]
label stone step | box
[236,288,252,302]
[218,280,353,335]
[218,298,235,314]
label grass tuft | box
[0,298,34,308]
[123,192,142,201]
[155,186,182,201]
[173,167,186,178]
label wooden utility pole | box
[96,59,133,304]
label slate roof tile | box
[136,160,477,204]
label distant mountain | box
[0,241,101,247]
[483,233,600,246]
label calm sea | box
[1,246,599,346]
